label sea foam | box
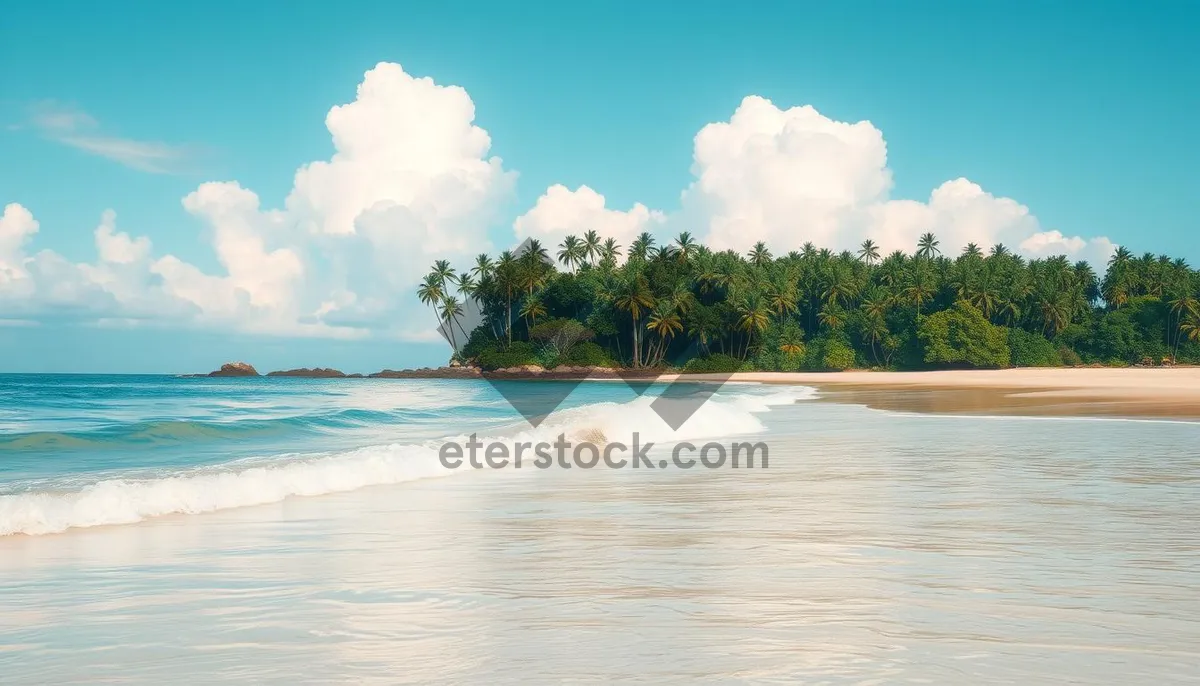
[0,386,814,536]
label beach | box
[667,368,1200,420]
[2,374,1199,683]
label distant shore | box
[666,368,1200,421]
[192,362,1200,420]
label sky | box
[1,0,1198,373]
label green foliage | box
[1058,345,1083,366]
[421,230,1200,373]
[918,301,1011,368]
[682,354,750,373]
[750,321,806,371]
[1007,327,1062,367]
[820,337,856,371]
[477,341,539,370]
[529,318,594,357]
[459,325,498,362]
[562,341,616,367]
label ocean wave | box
[0,385,814,536]
[0,407,487,452]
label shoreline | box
[665,368,1200,421]
[185,363,1200,421]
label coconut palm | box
[439,295,466,351]
[916,232,940,259]
[748,241,772,267]
[582,230,602,265]
[558,235,585,271]
[612,271,655,367]
[858,239,880,266]
[646,302,683,366]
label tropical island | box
[417,231,1200,373]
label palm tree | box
[495,251,517,343]
[1179,313,1200,351]
[439,295,466,351]
[989,243,1009,258]
[471,253,494,279]
[962,242,983,259]
[612,271,655,367]
[558,235,585,271]
[748,241,772,267]
[646,302,683,366]
[674,231,697,263]
[917,232,940,259]
[416,273,444,315]
[735,294,770,359]
[581,230,602,265]
[905,264,936,320]
[858,239,880,266]
[1169,294,1200,362]
[519,295,547,330]
[456,273,477,302]
[629,232,655,261]
[601,237,622,263]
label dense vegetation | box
[417,230,1200,372]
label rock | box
[369,366,482,379]
[449,360,461,367]
[266,367,347,378]
[208,362,259,377]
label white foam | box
[0,384,815,536]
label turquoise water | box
[2,375,1199,683]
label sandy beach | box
[668,368,1200,420]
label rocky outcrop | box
[369,366,483,379]
[484,364,622,379]
[266,367,347,378]
[207,362,259,377]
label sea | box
[1,374,1198,683]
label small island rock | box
[208,362,259,377]
[266,367,347,378]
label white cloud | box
[513,184,664,249]
[0,203,39,288]
[677,96,1114,265]
[2,63,515,339]
[28,101,196,174]
[1020,230,1116,265]
[3,72,1121,339]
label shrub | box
[918,301,1010,368]
[1007,327,1061,367]
[682,353,749,373]
[477,341,540,370]
[1057,345,1083,366]
[562,341,616,367]
[820,337,855,371]
[529,318,594,357]
[460,325,499,362]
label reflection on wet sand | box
[812,384,1200,420]
[2,399,1198,683]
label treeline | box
[417,230,1200,372]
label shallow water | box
[1,376,1198,683]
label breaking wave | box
[0,385,814,536]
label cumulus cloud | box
[2,63,516,338]
[513,184,664,248]
[0,203,39,288]
[678,95,1111,264]
[3,71,1118,340]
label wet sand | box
[669,368,1200,421]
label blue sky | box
[1,0,1198,373]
